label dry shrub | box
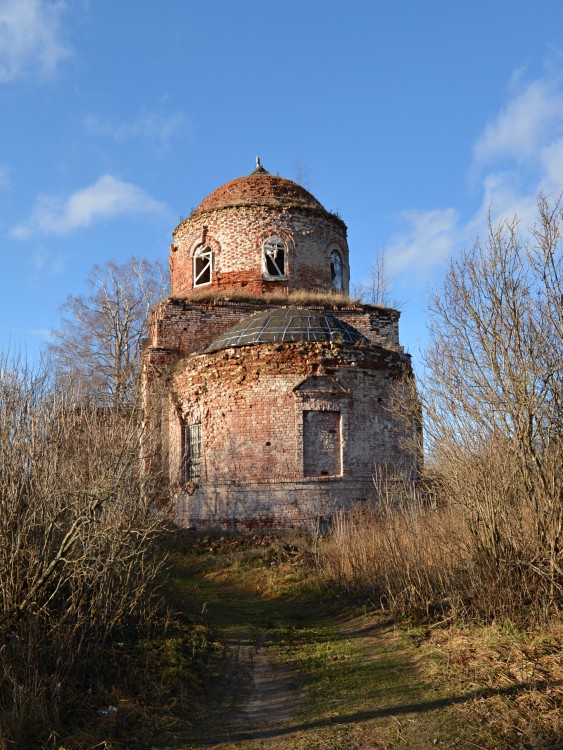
[433,439,563,624]
[0,354,167,747]
[316,477,467,619]
[420,195,563,622]
[318,195,563,627]
[173,287,363,308]
[317,467,562,625]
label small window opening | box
[330,250,343,291]
[263,237,286,278]
[193,245,212,286]
[183,422,202,482]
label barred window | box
[183,422,202,482]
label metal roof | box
[204,308,368,354]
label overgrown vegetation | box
[0,354,167,748]
[172,287,365,309]
[318,194,563,627]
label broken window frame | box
[193,245,213,287]
[330,249,343,291]
[182,422,203,483]
[262,236,287,279]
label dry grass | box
[316,466,562,626]
[0,355,168,748]
[317,499,468,619]
[171,287,366,309]
[422,623,563,749]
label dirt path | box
[199,628,301,747]
[162,587,464,750]
[237,635,300,729]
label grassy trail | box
[158,536,465,750]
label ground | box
[63,532,562,750]
[151,534,469,750]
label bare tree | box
[293,157,311,189]
[49,257,168,405]
[423,193,563,609]
[0,352,167,744]
[354,246,396,306]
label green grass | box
[53,530,559,750]
[155,532,465,750]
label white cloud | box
[473,79,563,167]
[386,70,563,287]
[84,110,188,145]
[12,175,166,238]
[385,208,460,279]
[0,0,71,83]
[539,137,563,192]
[28,328,53,340]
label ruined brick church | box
[142,160,418,529]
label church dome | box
[170,160,350,298]
[204,307,368,353]
[193,164,326,215]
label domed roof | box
[193,162,325,215]
[204,307,368,354]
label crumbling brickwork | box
[170,172,349,297]
[147,299,402,356]
[142,165,419,530]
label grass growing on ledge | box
[170,288,370,309]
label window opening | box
[263,237,286,278]
[193,245,212,286]
[330,250,343,291]
[183,422,202,482]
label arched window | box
[330,249,343,291]
[193,245,212,287]
[262,236,286,279]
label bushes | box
[318,195,563,627]
[0,355,166,746]
[317,489,561,626]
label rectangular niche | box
[303,410,342,478]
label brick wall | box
[146,299,402,356]
[175,479,378,531]
[160,340,416,528]
[170,202,349,297]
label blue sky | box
[1,0,563,370]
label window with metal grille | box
[262,237,286,278]
[193,245,212,286]
[183,422,202,482]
